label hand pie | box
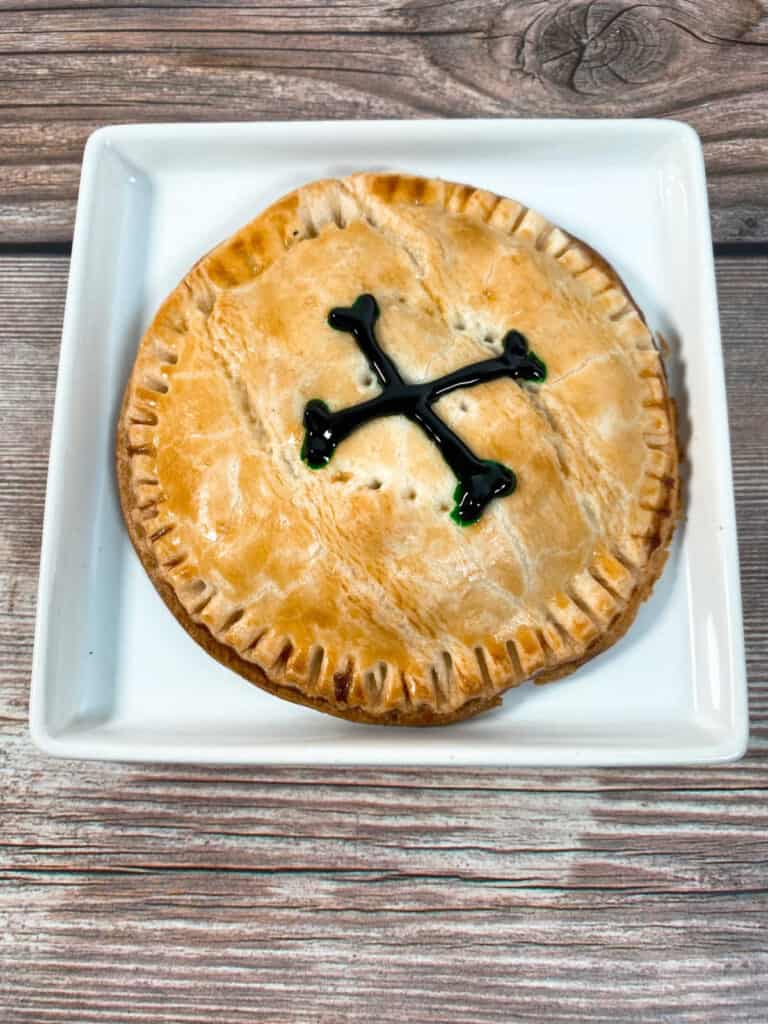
[117,173,679,725]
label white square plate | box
[31,119,748,765]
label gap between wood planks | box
[2,241,768,258]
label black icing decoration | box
[301,294,546,525]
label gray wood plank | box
[0,0,767,243]
[0,252,767,1021]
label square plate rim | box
[29,116,749,766]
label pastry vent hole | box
[329,190,345,229]
[191,590,215,616]
[144,375,168,395]
[403,487,417,501]
[556,244,580,265]
[155,345,179,365]
[546,232,571,258]
[429,665,445,704]
[566,588,602,630]
[368,478,383,490]
[441,649,453,681]
[430,651,452,703]
[510,204,529,234]
[643,436,670,451]
[462,185,478,212]
[130,412,159,427]
[331,470,352,484]
[296,203,317,237]
[610,304,632,322]
[333,662,354,703]
[454,317,466,331]
[149,524,173,543]
[459,400,469,413]
[483,194,503,223]
[644,462,670,483]
[221,608,245,633]
[242,627,268,655]
[506,640,524,679]
[536,224,556,252]
[447,184,465,212]
[135,477,159,487]
[274,639,295,669]
[536,628,555,662]
[182,578,206,597]
[400,670,412,705]
[308,645,325,687]
[640,498,670,514]
[363,669,378,697]
[588,568,625,604]
[438,499,451,513]
[360,373,374,388]
[547,616,573,649]
[483,333,497,348]
[162,553,187,570]
[474,646,493,689]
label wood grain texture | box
[0,252,767,1020]
[0,0,767,243]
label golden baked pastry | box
[117,172,679,725]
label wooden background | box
[1,2,767,1021]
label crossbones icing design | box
[301,294,547,525]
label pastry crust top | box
[118,173,679,724]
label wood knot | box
[516,2,673,95]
